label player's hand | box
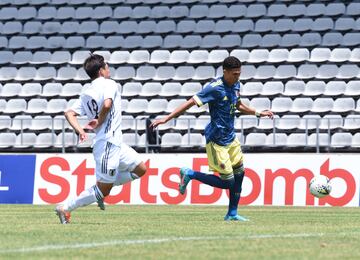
[84,119,99,130]
[150,118,167,129]
[78,131,88,143]
[260,110,274,119]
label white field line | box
[0,232,357,254]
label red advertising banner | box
[33,154,359,206]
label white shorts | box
[93,140,142,183]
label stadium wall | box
[0,153,358,207]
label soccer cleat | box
[97,199,105,211]
[224,214,249,222]
[179,167,192,195]
[55,205,71,224]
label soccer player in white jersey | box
[55,54,147,224]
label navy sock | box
[227,166,245,216]
[190,171,234,189]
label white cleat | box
[55,205,71,224]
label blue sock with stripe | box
[227,165,245,216]
[190,170,234,189]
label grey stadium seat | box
[311,98,334,114]
[0,133,17,148]
[26,98,48,114]
[331,133,352,147]
[319,115,343,130]
[15,133,37,149]
[160,82,182,97]
[3,99,27,114]
[245,133,267,147]
[0,83,22,98]
[283,81,305,97]
[19,83,42,98]
[10,115,32,131]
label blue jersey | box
[193,77,241,146]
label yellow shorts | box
[206,138,244,175]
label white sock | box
[63,185,104,212]
[114,172,140,186]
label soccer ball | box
[309,175,332,198]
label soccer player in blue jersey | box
[151,56,274,221]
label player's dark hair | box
[83,53,106,80]
[223,56,242,70]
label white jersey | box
[70,77,123,146]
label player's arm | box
[65,109,87,142]
[236,100,274,118]
[150,98,197,128]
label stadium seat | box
[1,83,22,98]
[352,133,360,147]
[241,82,263,97]
[319,114,343,130]
[308,133,330,147]
[303,81,326,97]
[60,21,80,35]
[240,65,256,80]
[271,97,293,114]
[268,49,289,63]
[350,48,360,62]
[257,114,280,132]
[38,7,57,20]
[287,133,308,147]
[317,64,338,80]
[10,115,32,132]
[150,6,170,19]
[310,48,331,62]
[332,98,355,114]
[245,133,267,146]
[235,115,258,130]
[126,99,148,114]
[248,49,269,63]
[337,65,359,79]
[273,19,293,33]
[287,4,306,18]
[291,98,313,114]
[181,133,205,147]
[342,33,360,47]
[14,133,37,149]
[3,99,27,114]
[265,133,287,147]
[113,66,135,81]
[297,64,318,79]
[42,83,62,97]
[64,36,85,50]
[300,33,321,47]
[168,5,189,19]
[312,98,334,114]
[343,115,360,131]
[161,133,182,147]
[214,20,234,34]
[298,115,321,131]
[254,19,274,33]
[0,115,12,132]
[31,51,50,65]
[283,81,305,97]
[329,48,351,62]
[242,34,261,48]
[346,3,360,16]
[208,4,227,19]
[121,82,141,98]
[26,98,48,114]
[149,50,170,64]
[262,81,283,96]
[0,133,17,148]
[29,115,53,132]
[168,50,190,64]
[154,66,176,81]
[158,82,181,97]
[175,115,197,131]
[274,65,296,79]
[55,132,78,148]
[288,48,309,62]
[331,132,352,147]
[267,4,287,18]
[276,115,301,132]
[345,81,360,96]
[35,67,56,81]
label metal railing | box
[0,116,358,153]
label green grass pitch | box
[1,205,360,259]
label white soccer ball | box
[309,175,332,198]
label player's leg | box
[113,143,147,186]
[224,138,248,221]
[179,142,235,194]
[55,141,116,223]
